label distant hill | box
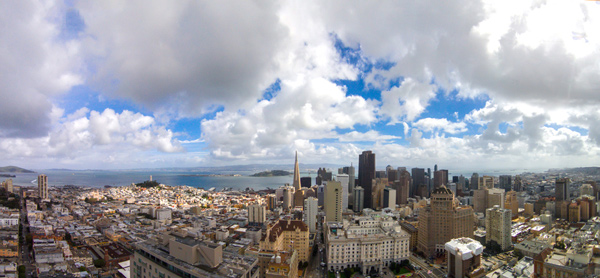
[0,166,34,173]
[251,170,292,177]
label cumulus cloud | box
[380,78,437,123]
[413,118,467,134]
[338,130,400,142]
[0,1,82,137]
[0,108,183,168]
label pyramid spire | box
[293,151,300,190]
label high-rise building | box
[316,168,332,185]
[471,173,480,190]
[248,204,266,225]
[259,219,310,263]
[358,151,375,209]
[293,189,304,209]
[580,183,594,197]
[38,174,48,199]
[292,151,300,190]
[411,168,425,198]
[282,186,294,210]
[487,188,505,209]
[267,194,277,211]
[445,238,484,278]
[486,205,512,251]
[340,165,355,209]
[2,179,13,194]
[317,185,325,207]
[457,175,466,196]
[417,186,474,257]
[499,175,512,192]
[353,187,364,213]
[555,178,569,202]
[433,170,449,189]
[372,178,387,210]
[383,188,396,209]
[482,176,494,189]
[514,175,523,192]
[324,181,343,222]
[393,170,410,205]
[304,197,318,233]
[473,189,488,214]
[300,177,311,188]
[336,174,349,210]
[504,191,519,217]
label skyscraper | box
[383,188,396,209]
[293,151,300,191]
[514,175,522,192]
[486,205,512,251]
[417,186,474,257]
[340,164,355,209]
[471,173,480,190]
[353,187,364,213]
[282,186,293,210]
[555,178,569,202]
[336,174,349,210]
[324,181,343,222]
[394,170,411,205]
[499,175,512,192]
[304,197,318,233]
[300,177,312,188]
[433,170,448,189]
[358,151,375,209]
[411,168,425,198]
[38,174,48,199]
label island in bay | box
[250,170,292,177]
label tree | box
[93,259,106,268]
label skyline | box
[2,1,600,170]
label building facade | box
[485,205,512,251]
[358,151,375,209]
[38,174,48,199]
[324,181,343,222]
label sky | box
[1,0,600,171]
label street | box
[409,254,446,278]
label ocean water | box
[5,170,305,191]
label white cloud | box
[338,130,400,142]
[0,1,83,137]
[413,118,467,134]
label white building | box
[155,208,172,221]
[325,214,410,276]
[304,197,318,233]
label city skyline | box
[1,1,600,171]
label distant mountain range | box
[41,163,344,173]
[0,166,35,173]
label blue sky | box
[1,1,600,170]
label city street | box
[409,254,446,278]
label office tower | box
[577,195,596,221]
[340,164,355,209]
[300,177,311,188]
[38,174,48,199]
[336,174,349,210]
[452,176,459,183]
[358,151,375,209]
[499,175,512,192]
[417,186,474,258]
[383,188,396,209]
[513,175,522,192]
[294,189,304,209]
[445,238,483,278]
[473,189,487,213]
[555,178,569,202]
[482,176,494,189]
[316,168,332,185]
[411,168,425,198]
[267,194,277,211]
[317,185,325,207]
[353,187,364,213]
[387,166,399,183]
[324,181,343,222]
[417,184,429,199]
[581,183,594,197]
[504,191,519,217]
[304,197,318,233]
[427,168,432,192]
[433,170,449,189]
[487,188,505,209]
[457,175,465,196]
[471,173,480,190]
[282,186,293,210]
[486,205,512,251]
[248,204,266,225]
[372,178,387,209]
[394,170,410,205]
[434,164,438,172]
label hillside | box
[0,166,35,173]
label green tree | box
[93,259,106,268]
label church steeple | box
[293,151,300,190]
